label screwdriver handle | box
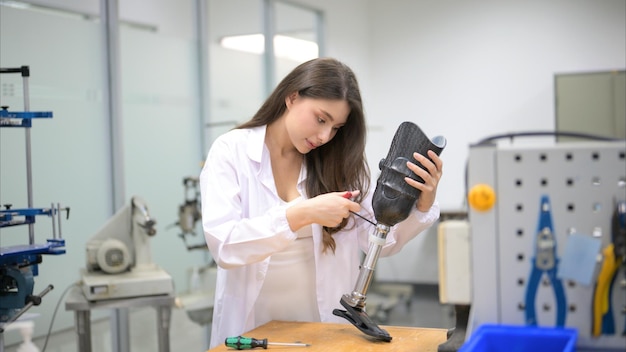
[225,336,268,350]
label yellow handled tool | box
[592,244,619,337]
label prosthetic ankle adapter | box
[333,121,446,342]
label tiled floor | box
[3,283,454,352]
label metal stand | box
[1,66,67,351]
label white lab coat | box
[200,125,440,349]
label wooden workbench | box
[207,320,448,351]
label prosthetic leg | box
[334,223,393,341]
[333,121,446,341]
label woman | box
[200,57,443,348]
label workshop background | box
[1,0,625,350]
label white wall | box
[296,0,626,211]
[366,0,626,211]
[292,0,626,284]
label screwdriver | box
[343,191,377,226]
[225,336,310,350]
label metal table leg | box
[157,305,172,352]
[111,308,130,352]
[75,309,92,352]
[65,287,174,352]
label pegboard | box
[467,141,626,351]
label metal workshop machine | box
[80,195,174,301]
[168,176,217,328]
[466,136,626,351]
[0,66,69,350]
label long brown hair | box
[238,57,370,253]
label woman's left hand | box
[405,150,443,212]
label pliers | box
[592,200,626,336]
[524,195,567,327]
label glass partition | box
[119,0,207,299]
[273,1,321,83]
[206,0,264,151]
[0,3,109,345]
[205,0,323,155]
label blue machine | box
[0,66,68,333]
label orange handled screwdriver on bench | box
[225,336,310,350]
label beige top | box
[255,198,320,326]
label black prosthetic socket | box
[373,121,446,226]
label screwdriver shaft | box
[268,342,310,347]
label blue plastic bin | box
[459,324,578,352]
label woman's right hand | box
[287,190,361,230]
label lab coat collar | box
[246,125,266,163]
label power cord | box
[41,281,80,352]
[471,130,622,146]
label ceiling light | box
[220,34,318,62]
